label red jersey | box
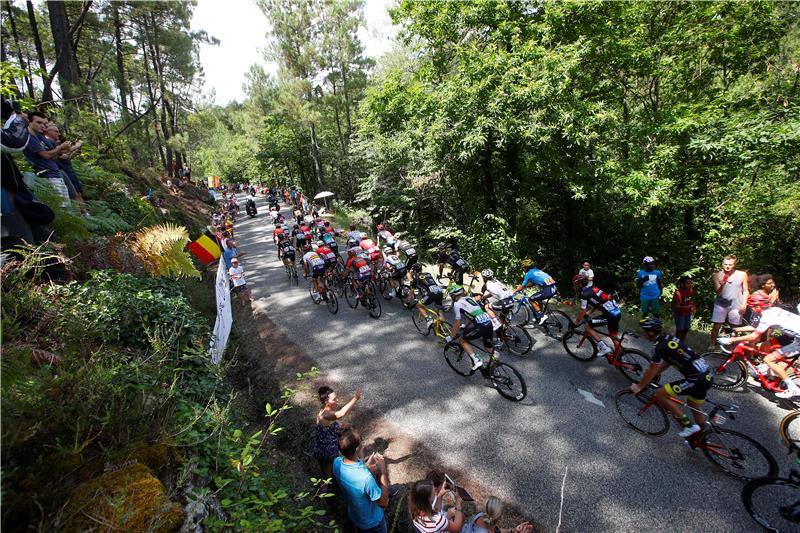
[273,227,285,237]
[317,245,337,265]
[346,256,370,272]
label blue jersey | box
[521,268,555,288]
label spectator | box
[408,478,463,533]
[425,470,447,512]
[290,188,297,207]
[222,238,245,269]
[636,256,663,318]
[578,260,594,287]
[333,428,390,533]
[313,386,361,483]
[22,111,72,206]
[228,257,251,307]
[44,123,84,202]
[462,496,532,533]
[709,255,749,350]
[671,275,696,342]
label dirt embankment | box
[223,296,539,531]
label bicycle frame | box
[574,326,639,371]
[723,342,796,392]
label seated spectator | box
[462,496,532,533]
[333,428,390,533]
[313,386,361,483]
[22,111,72,206]
[44,123,83,203]
[409,478,463,532]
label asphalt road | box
[234,195,795,532]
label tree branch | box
[99,95,162,155]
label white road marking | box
[577,388,605,407]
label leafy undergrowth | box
[1,250,331,531]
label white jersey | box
[347,230,362,242]
[303,252,325,269]
[453,297,492,326]
[755,307,800,338]
[579,268,594,287]
[229,266,247,287]
[484,279,513,301]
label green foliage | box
[130,223,201,279]
[29,179,91,243]
[85,200,134,234]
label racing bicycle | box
[344,276,382,319]
[411,301,452,342]
[562,322,652,383]
[443,336,527,402]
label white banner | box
[209,257,232,364]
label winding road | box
[235,195,794,532]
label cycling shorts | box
[530,284,557,302]
[777,336,800,359]
[390,266,407,280]
[589,314,621,335]
[422,291,444,307]
[355,272,372,283]
[404,254,418,268]
[310,265,326,279]
[282,252,296,262]
[463,322,495,350]
[664,372,712,403]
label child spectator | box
[636,256,663,318]
[578,260,594,287]
[671,275,696,342]
[228,257,251,307]
[313,386,361,484]
[409,478,463,533]
[462,496,532,533]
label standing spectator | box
[709,255,748,350]
[462,496,532,533]
[228,257,251,307]
[290,188,297,207]
[44,123,84,202]
[22,112,72,206]
[333,429,390,533]
[222,238,244,269]
[409,478,464,532]
[636,256,663,318]
[313,386,361,483]
[671,275,696,342]
[578,260,594,287]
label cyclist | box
[278,233,296,269]
[299,221,313,251]
[408,263,445,325]
[478,269,514,306]
[273,223,287,246]
[381,246,407,298]
[514,259,557,324]
[630,318,712,438]
[291,224,305,249]
[720,304,800,399]
[303,249,328,303]
[396,239,418,271]
[315,240,339,271]
[320,225,340,255]
[359,235,382,266]
[446,247,469,284]
[573,274,622,357]
[346,224,362,246]
[445,285,499,371]
[376,224,396,250]
[344,246,372,298]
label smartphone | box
[444,473,474,502]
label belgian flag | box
[187,228,222,265]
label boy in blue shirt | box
[636,256,663,318]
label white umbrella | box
[313,191,335,210]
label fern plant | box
[129,224,200,279]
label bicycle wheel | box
[502,325,533,356]
[444,344,476,376]
[780,410,800,453]
[616,349,653,383]
[703,351,747,391]
[379,276,393,300]
[412,308,433,336]
[614,390,670,435]
[366,283,382,319]
[742,475,800,532]
[698,428,779,481]
[510,302,531,327]
[399,285,414,309]
[541,310,573,339]
[325,288,339,315]
[344,284,359,309]
[489,362,527,402]
[292,267,299,286]
[717,325,737,355]
[562,329,598,361]
[308,283,321,304]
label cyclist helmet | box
[411,263,423,273]
[438,242,446,250]
[317,240,324,247]
[521,258,534,269]
[639,317,663,333]
[448,284,465,297]
[293,224,299,229]
[383,246,393,255]
[481,269,494,280]
[348,246,361,256]
[572,274,589,287]
[747,292,772,313]
[360,235,368,241]
[277,233,285,241]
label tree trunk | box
[148,12,174,176]
[330,80,346,153]
[309,122,324,188]
[27,0,52,103]
[5,3,34,99]
[481,138,496,210]
[140,34,165,171]
[47,0,82,102]
[341,62,352,139]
